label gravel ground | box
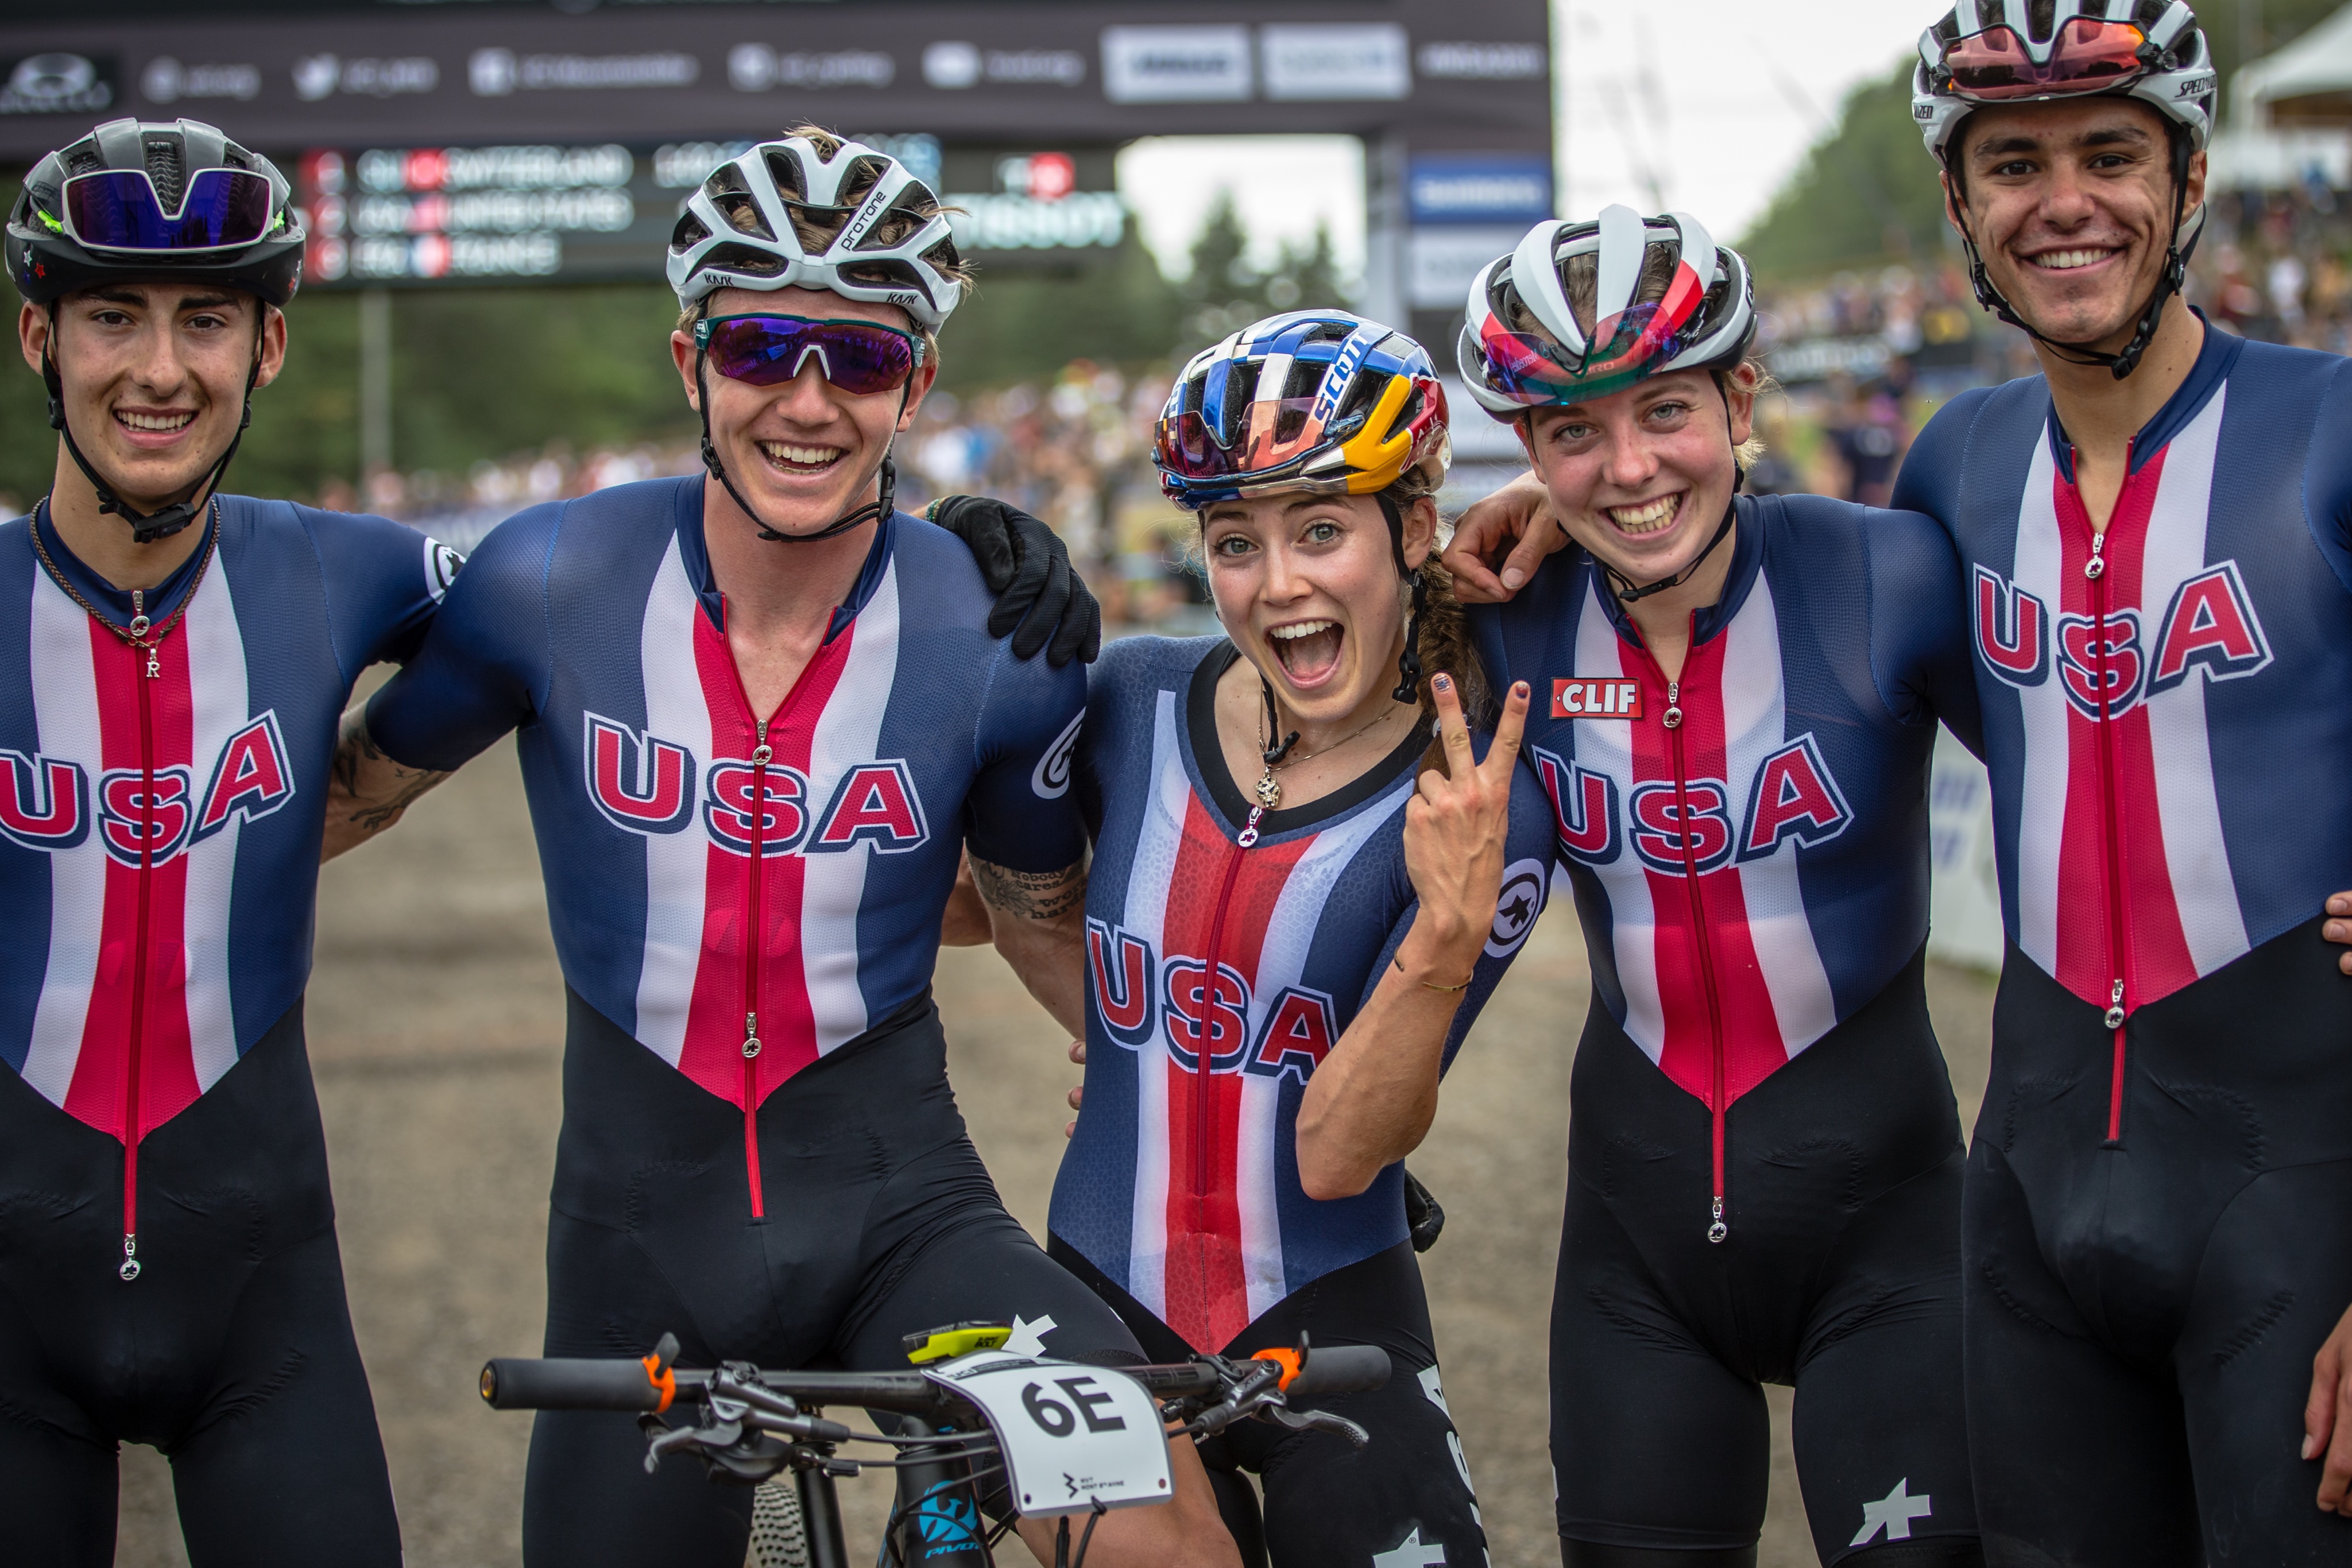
[113,736,1994,1567]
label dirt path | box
[115,740,1994,1567]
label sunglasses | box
[693,314,924,397]
[61,168,278,254]
[1940,19,2151,102]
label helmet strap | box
[1392,566,1429,704]
[43,306,258,545]
[694,340,900,544]
[1952,127,2196,382]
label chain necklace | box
[1251,675,1410,810]
[30,498,219,679]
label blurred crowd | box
[320,180,2352,623]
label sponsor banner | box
[1407,226,1522,310]
[726,44,893,94]
[140,57,261,106]
[1408,153,1552,226]
[1260,24,1409,102]
[1417,41,1548,80]
[294,53,437,102]
[923,42,1087,90]
[1101,25,1251,104]
[0,52,117,117]
[469,48,698,96]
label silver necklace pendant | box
[1254,771,1282,809]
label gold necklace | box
[1252,680,1408,810]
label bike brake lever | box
[645,1417,739,1473]
[1262,1404,1370,1449]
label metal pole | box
[1361,130,1407,332]
[358,285,392,490]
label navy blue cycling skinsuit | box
[0,495,450,1566]
[1047,636,1556,1568]
[1894,321,2352,1565]
[365,475,1149,1566]
[1472,493,1986,1566]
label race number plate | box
[920,1350,1173,1517]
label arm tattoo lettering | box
[330,707,450,835]
[967,857,1086,924]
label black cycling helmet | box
[9,118,304,542]
[8,117,304,307]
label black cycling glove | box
[927,495,1104,668]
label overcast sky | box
[1118,0,1951,280]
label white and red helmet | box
[1456,207,1755,420]
[1912,0,2216,165]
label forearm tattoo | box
[968,857,1086,923]
[329,707,450,833]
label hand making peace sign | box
[1401,673,1532,979]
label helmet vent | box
[699,241,786,278]
[145,138,184,212]
[670,211,711,253]
[716,194,771,241]
[2025,0,2056,44]
[761,148,810,203]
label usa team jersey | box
[1047,637,1554,1352]
[1471,495,1979,1212]
[365,477,1085,1214]
[1892,326,2352,1118]
[0,497,446,1263]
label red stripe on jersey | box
[62,624,199,1141]
[1629,626,1789,1110]
[675,608,856,1106]
[2051,456,2198,1007]
[1158,790,1312,1353]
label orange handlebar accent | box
[641,1354,676,1414]
[1250,1348,1303,1391]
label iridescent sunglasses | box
[60,167,280,253]
[693,313,925,397]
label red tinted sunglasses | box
[693,314,924,397]
[1941,19,2150,101]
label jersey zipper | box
[120,625,156,1281]
[1192,804,1263,1201]
[2083,521,2134,1145]
[741,715,771,1218]
[1658,676,1732,1244]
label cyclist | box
[326,127,1233,1568]
[1893,4,2352,1558]
[1444,210,1986,1565]
[958,309,1550,1567]
[0,117,456,1565]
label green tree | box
[933,216,1186,392]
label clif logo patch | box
[1552,677,1642,719]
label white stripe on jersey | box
[1716,575,1838,1055]
[21,574,102,1108]
[1124,690,1189,1321]
[1239,777,1411,1321]
[635,534,718,1066]
[2137,392,2250,974]
[180,564,247,1092]
[2011,436,2072,974]
[1572,582,1663,1063]
[802,558,901,1056]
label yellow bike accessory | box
[902,1321,1015,1364]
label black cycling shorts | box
[522,989,1147,1568]
[1053,1235,1486,1568]
[0,1001,399,1568]
[1553,945,1980,1567]
[1967,920,2352,1567]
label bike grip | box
[480,1357,664,1412]
[1285,1345,1390,1398]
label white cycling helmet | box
[1912,0,2215,165]
[667,134,964,331]
[1456,207,1755,420]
